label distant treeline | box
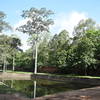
[14,18,100,76]
[0,9,100,75]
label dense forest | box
[0,8,100,76]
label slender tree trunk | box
[85,65,87,76]
[34,42,38,74]
[13,56,15,71]
[3,56,6,72]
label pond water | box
[0,79,96,99]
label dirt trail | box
[33,86,100,100]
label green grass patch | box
[34,73,100,79]
[71,75,100,79]
[5,71,100,79]
[6,70,33,74]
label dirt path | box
[0,94,30,100]
[33,86,100,100]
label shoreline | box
[0,72,100,100]
[0,72,100,85]
[33,86,100,100]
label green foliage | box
[0,10,100,76]
[73,18,96,38]
[65,19,100,75]
[0,35,11,66]
[48,30,70,68]
[15,50,34,72]
[21,18,100,75]
[0,34,22,71]
[40,18,100,75]
[56,50,67,67]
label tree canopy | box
[0,9,100,76]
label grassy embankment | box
[5,70,100,79]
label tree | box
[48,30,70,68]
[0,11,12,72]
[76,37,96,75]
[17,7,54,74]
[0,35,11,72]
[0,11,12,33]
[66,19,99,75]
[86,30,100,73]
[37,33,51,67]
[15,50,33,72]
[73,18,96,39]
[9,35,22,71]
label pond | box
[0,79,96,99]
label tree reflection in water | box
[0,79,96,99]
[34,81,36,98]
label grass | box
[5,70,100,79]
[33,72,100,79]
[6,70,33,74]
[70,75,100,79]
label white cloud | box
[51,11,88,36]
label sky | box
[0,0,100,50]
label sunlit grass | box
[36,73,100,79]
[6,70,33,74]
[5,70,100,79]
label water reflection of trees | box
[0,79,95,98]
[0,80,69,98]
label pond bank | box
[0,72,32,80]
[0,72,100,100]
[31,74,100,85]
[0,72,100,85]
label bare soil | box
[33,86,100,100]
